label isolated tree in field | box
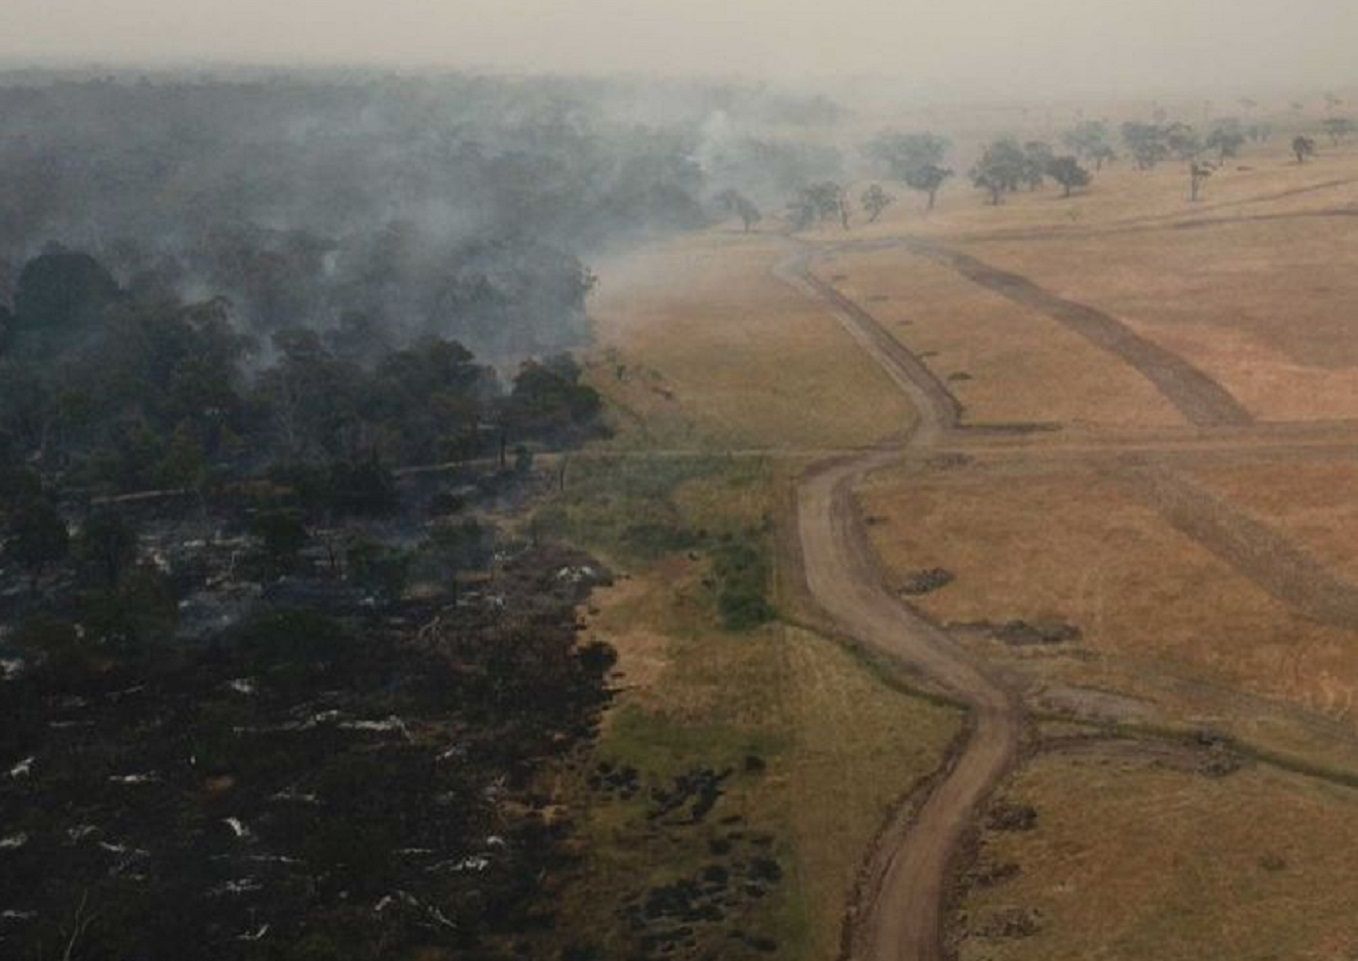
[1046,156,1091,197]
[1205,126,1246,162]
[1323,117,1355,146]
[807,182,846,224]
[1164,123,1202,161]
[785,193,816,231]
[1121,122,1170,169]
[1189,161,1214,202]
[865,131,953,210]
[970,139,1027,205]
[864,131,950,180]
[736,197,762,232]
[1292,135,1317,163]
[1021,141,1055,190]
[714,188,762,232]
[1089,143,1118,170]
[903,163,953,210]
[1062,120,1110,161]
[786,181,846,231]
[860,184,895,223]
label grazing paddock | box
[857,463,1358,725]
[955,750,1358,961]
[1189,462,1358,583]
[809,249,1183,428]
[588,232,917,451]
[957,212,1358,422]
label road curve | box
[777,247,1022,961]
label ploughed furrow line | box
[903,240,1255,429]
[1129,467,1358,631]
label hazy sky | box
[3,0,1356,95]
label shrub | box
[711,539,774,631]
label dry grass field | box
[902,149,1358,423]
[857,462,1358,735]
[587,231,917,450]
[785,140,1358,245]
[1189,461,1358,581]
[570,119,1358,960]
[808,250,1183,428]
[963,214,1358,422]
[955,750,1358,961]
[550,459,961,960]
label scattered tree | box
[1062,120,1110,161]
[1205,125,1246,162]
[903,163,954,210]
[1065,123,1119,170]
[1165,123,1202,161]
[1046,156,1091,198]
[970,139,1027,205]
[714,188,762,231]
[1021,141,1055,190]
[860,184,895,223]
[1089,143,1119,170]
[1189,161,1214,202]
[1323,117,1355,146]
[1121,122,1170,169]
[865,131,953,210]
[786,181,845,230]
[864,131,950,179]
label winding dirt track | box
[773,229,1358,960]
[777,249,1022,961]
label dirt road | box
[780,248,1023,961]
[798,452,1019,961]
[776,236,1358,960]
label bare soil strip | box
[1127,467,1358,630]
[899,240,1255,428]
